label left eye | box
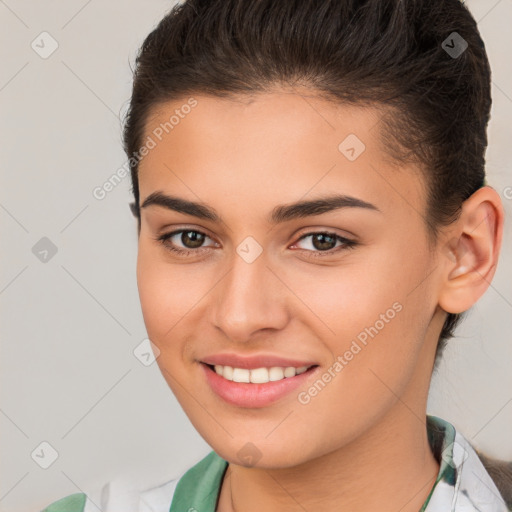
[155,229,356,257]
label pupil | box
[313,233,335,251]
[183,231,204,248]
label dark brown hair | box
[122,1,510,503]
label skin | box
[135,88,503,512]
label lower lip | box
[200,362,319,408]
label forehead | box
[138,90,427,222]
[143,90,382,159]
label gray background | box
[1,1,511,511]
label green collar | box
[169,414,456,512]
[169,449,228,512]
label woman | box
[41,0,511,510]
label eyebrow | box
[140,191,380,224]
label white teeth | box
[284,366,296,378]
[232,368,250,383]
[250,367,269,383]
[211,364,311,383]
[269,367,284,381]
[223,365,234,380]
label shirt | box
[40,415,508,512]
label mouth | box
[200,362,320,408]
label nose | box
[210,245,289,343]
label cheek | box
[136,251,167,338]
[278,251,406,335]
[136,243,187,345]
[136,249,197,392]
[136,242,217,357]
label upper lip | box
[200,353,318,370]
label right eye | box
[155,229,218,256]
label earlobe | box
[438,186,504,315]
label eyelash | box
[154,229,357,259]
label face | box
[136,90,445,468]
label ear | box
[438,186,504,314]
